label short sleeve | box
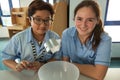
[94,34,112,66]
[1,37,20,61]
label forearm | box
[3,60,18,71]
[74,63,108,80]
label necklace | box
[30,41,47,62]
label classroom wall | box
[20,0,33,7]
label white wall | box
[0,27,9,38]
[111,43,120,57]
[20,0,33,7]
[20,0,69,7]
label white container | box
[38,61,80,80]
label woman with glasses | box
[61,0,111,80]
[2,0,61,72]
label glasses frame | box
[31,16,53,25]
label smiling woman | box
[60,0,112,80]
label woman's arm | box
[3,59,44,72]
[74,63,108,80]
[63,57,108,80]
[3,59,31,72]
[3,60,18,71]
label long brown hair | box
[74,0,104,51]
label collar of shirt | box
[26,27,51,44]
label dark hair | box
[28,0,54,18]
[74,0,104,51]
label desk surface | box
[0,70,38,80]
[79,68,120,80]
[0,68,120,80]
[104,68,120,80]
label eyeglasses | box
[31,16,53,25]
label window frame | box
[104,0,120,43]
[104,0,120,25]
[0,0,20,26]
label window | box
[43,0,47,2]
[104,0,120,42]
[43,0,54,5]
[0,0,11,15]
[12,0,20,8]
[49,0,54,5]
[0,0,20,26]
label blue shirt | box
[1,27,61,62]
[61,27,112,66]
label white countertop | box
[104,68,120,80]
[79,68,120,80]
[0,68,120,80]
[0,70,38,80]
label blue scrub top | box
[61,27,112,66]
[1,27,61,62]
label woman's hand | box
[16,60,44,72]
[27,61,40,71]
[27,61,44,72]
[15,60,31,72]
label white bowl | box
[38,61,80,80]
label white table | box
[0,70,38,80]
[104,68,120,80]
[0,68,120,80]
[79,68,120,80]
